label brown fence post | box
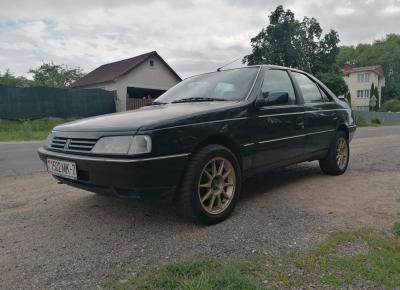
[126,98,154,110]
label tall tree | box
[370,82,375,99]
[28,62,84,88]
[243,5,348,96]
[374,86,380,111]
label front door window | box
[261,70,296,105]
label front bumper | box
[38,147,190,198]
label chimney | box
[343,62,353,71]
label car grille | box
[50,137,97,152]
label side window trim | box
[287,70,303,105]
[317,84,333,102]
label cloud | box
[0,0,399,78]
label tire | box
[319,130,349,175]
[177,145,241,225]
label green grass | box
[103,226,400,289]
[103,257,264,290]
[371,117,383,125]
[0,118,72,142]
[394,223,400,237]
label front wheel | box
[319,131,349,175]
[177,145,241,225]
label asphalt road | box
[0,140,45,177]
[0,126,399,178]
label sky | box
[0,0,399,79]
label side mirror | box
[256,92,289,107]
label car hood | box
[53,101,243,133]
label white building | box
[71,51,182,111]
[342,63,385,111]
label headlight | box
[45,133,53,148]
[92,135,152,155]
[128,135,152,155]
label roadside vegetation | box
[354,114,382,127]
[354,113,400,127]
[0,118,71,142]
[103,225,400,290]
[381,99,400,112]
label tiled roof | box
[343,64,384,76]
[71,51,181,88]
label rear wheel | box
[319,131,349,175]
[177,145,241,224]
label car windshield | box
[154,67,259,104]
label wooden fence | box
[126,98,154,110]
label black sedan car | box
[38,65,356,224]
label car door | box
[291,71,337,155]
[252,69,306,169]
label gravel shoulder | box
[1,134,399,289]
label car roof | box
[247,64,306,73]
[184,64,309,81]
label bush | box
[354,114,368,126]
[381,99,400,112]
[371,117,382,125]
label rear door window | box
[292,72,324,103]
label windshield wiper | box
[171,97,227,103]
[152,101,167,105]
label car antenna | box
[217,56,243,71]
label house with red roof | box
[342,63,385,111]
[71,51,182,111]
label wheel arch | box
[192,134,243,169]
[337,124,349,139]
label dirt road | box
[1,131,399,289]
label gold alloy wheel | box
[198,157,236,215]
[336,137,348,170]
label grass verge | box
[103,226,400,289]
[0,118,72,142]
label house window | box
[356,89,371,98]
[149,60,154,67]
[357,73,370,82]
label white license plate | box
[47,158,77,180]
